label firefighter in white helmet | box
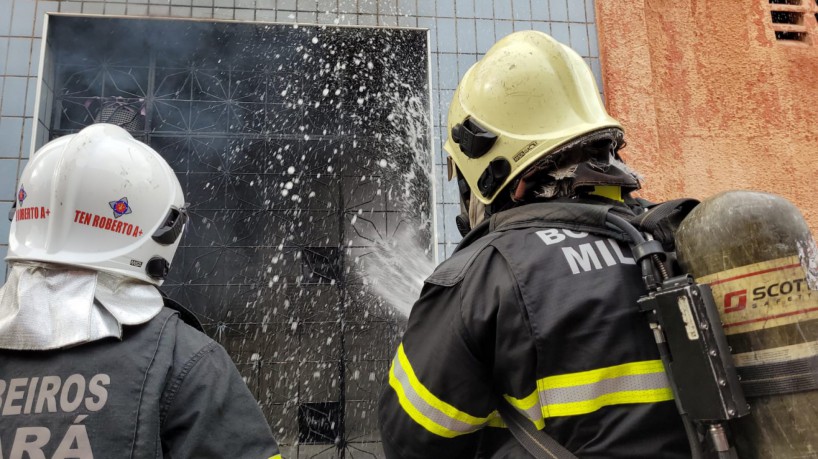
[0,124,281,458]
[378,31,690,458]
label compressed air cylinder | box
[675,190,818,458]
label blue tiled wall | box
[0,0,602,270]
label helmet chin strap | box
[468,190,488,230]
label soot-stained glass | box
[41,15,432,458]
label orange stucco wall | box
[596,1,818,234]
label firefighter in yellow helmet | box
[378,31,690,458]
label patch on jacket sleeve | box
[425,233,502,287]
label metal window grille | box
[299,401,343,444]
[39,15,433,458]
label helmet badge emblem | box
[18,185,26,205]
[109,197,133,219]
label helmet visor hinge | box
[152,205,189,246]
[146,257,170,280]
[452,118,497,159]
[8,201,16,222]
[477,158,512,197]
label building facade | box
[0,1,601,457]
[4,0,817,457]
[597,0,818,233]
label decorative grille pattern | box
[44,15,432,458]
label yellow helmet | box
[444,30,623,205]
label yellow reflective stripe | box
[542,388,674,418]
[388,360,463,438]
[269,455,282,459]
[396,344,491,427]
[486,412,507,428]
[388,343,502,438]
[538,360,672,419]
[504,389,539,411]
[504,360,673,422]
[502,393,546,429]
[538,360,667,391]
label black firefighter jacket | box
[0,307,281,459]
[379,201,690,459]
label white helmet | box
[6,124,187,285]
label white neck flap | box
[0,263,164,350]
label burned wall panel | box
[40,15,432,457]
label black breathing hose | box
[605,212,705,459]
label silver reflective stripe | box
[538,371,673,419]
[540,372,670,406]
[391,353,484,435]
[505,361,674,422]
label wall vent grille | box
[769,0,818,42]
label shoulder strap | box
[629,198,699,250]
[497,401,578,459]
